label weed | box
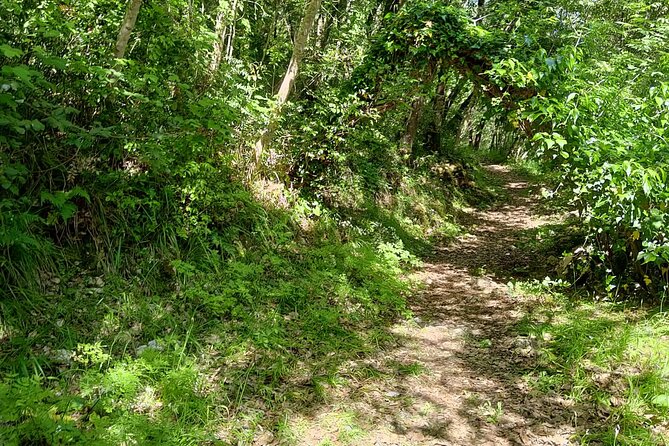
[418,402,438,416]
[478,338,493,349]
[388,360,426,376]
[473,265,488,276]
[480,400,504,424]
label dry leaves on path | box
[291,166,576,446]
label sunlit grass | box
[512,281,669,445]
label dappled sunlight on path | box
[294,165,575,446]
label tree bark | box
[114,0,143,59]
[260,5,278,65]
[426,81,447,153]
[254,0,322,165]
[477,0,485,17]
[445,78,466,111]
[399,62,437,157]
[210,8,227,72]
[319,0,348,50]
[445,88,473,138]
[225,0,239,60]
[399,96,426,156]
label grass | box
[389,360,425,376]
[480,401,504,424]
[0,223,413,444]
[512,281,669,445]
[0,159,471,445]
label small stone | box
[53,349,73,364]
[137,339,163,355]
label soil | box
[291,165,576,446]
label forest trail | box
[295,166,575,446]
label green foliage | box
[5,0,669,442]
[470,0,669,296]
[0,0,451,442]
[0,203,419,443]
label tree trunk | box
[319,0,348,50]
[399,96,426,156]
[445,77,466,112]
[472,126,483,150]
[399,62,437,157]
[225,0,239,60]
[210,8,227,72]
[260,5,278,65]
[426,81,447,153]
[114,0,143,59]
[254,0,322,164]
[477,0,485,17]
[444,87,473,133]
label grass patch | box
[0,206,419,445]
[0,161,474,444]
[512,281,669,445]
[388,360,425,377]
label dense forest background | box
[2,0,669,444]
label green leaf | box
[31,120,45,131]
[652,395,669,408]
[0,44,23,58]
[60,203,77,221]
[68,186,90,203]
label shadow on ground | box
[293,165,584,446]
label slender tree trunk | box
[114,0,143,59]
[210,8,227,72]
[383,0,402,14]
[254,0,322,165]
[473,125,483,150]
[477,0,485,17]
[445,88,474,147]
[445,77,466,112]
[444,87,473,133]
[319,0,347,49]
[260,5,278,65]
[426,81,446,153]
[225,0,239,60]
[458,90,479,147]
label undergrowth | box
[0,165,465,445]
[512,281,669,446]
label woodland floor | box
[289,165,578,446]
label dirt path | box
[294,165,575,446]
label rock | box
[137,339,163,355]
[53,349,73,364]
